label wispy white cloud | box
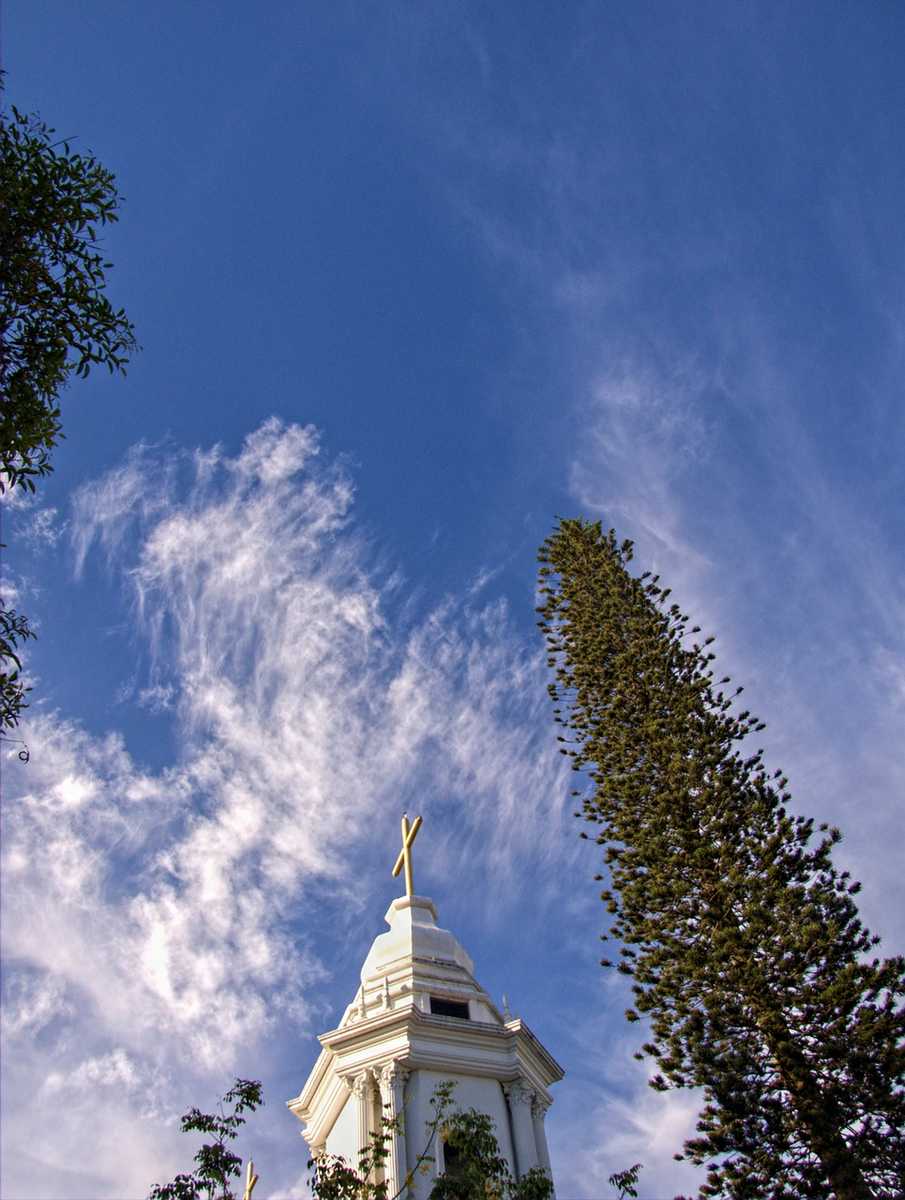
[1,967,73,1039]
[567,346,905,951]
[8,404,898,1199]
[570,361,715,571]
[15,505,67,550]
[437,83,905,950]
[421,65,905,1195]
[43,1047,140,1096]
[0,477,32,508]
[3,418,569,1198]
[557,1083,702,1200]
[137,682,177,712]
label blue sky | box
[3,4,904,1198]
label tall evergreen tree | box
[537,519,905,1199]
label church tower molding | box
[287,818,563,1198]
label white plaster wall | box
[404,1068,516,1188]
[402,1067,438,1200]
[468,997,500,1023]
[325,1092,359,1164]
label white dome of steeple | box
[360,895,474,982]
[287,819,562,1199]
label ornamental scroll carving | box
[379,1060,410,1090]
[351,1069,375,1099]
[504,1080,536,1106]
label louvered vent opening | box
[429,997,470,1019]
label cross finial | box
[392,812,423,898]
[243,1160,258,1200]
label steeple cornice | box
[287,883,563,1195]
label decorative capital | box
[504,1080,535,1106]
[379,1060,410,1090]
[531,1095,550,1119]
[350,1069,374,1099]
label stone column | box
[352,1069,376,1176]
[379,1060,410,1197]
[403,1069,437,1200]
[307,1142,327,1191]
[531,1096,554,1193]
[504,1080,538,1178]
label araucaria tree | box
[537,519,905,1199]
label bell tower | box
[286,817,563,1198]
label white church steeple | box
[286,817,563,1198]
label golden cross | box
[242,1160,258,1200]
[392,813,423,898]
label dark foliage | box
[0,601,35,729]
[0,97,137,492]
[433,1105,553,1200]
[148,1079,263,1200]
[308,1081,455,1200]
[152,1079,553,1200]
[0,87,137,732]
[537,519,905,1199]
[311,1080,552,1200]
[608,1162,642,1200]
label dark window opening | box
[442,1140,464,1177]
[430,996,470,1019]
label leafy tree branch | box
[0,82,137,732]
[148,1078,263,1200]
[150,1079,554,1200]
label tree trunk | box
[762,1017,874,1200]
